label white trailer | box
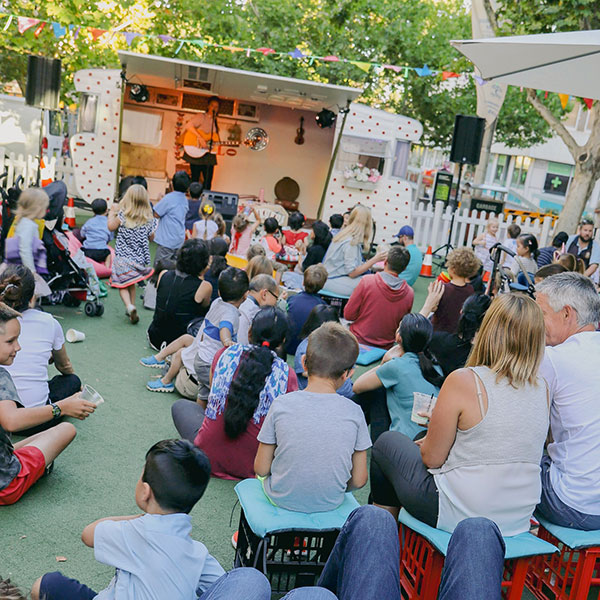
[70,53,421,243]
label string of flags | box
[1,11,595,109]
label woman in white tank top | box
[370,293,549,535]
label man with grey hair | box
[536,272,600,530]
[237,274,279,345]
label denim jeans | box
[438,518,505,600]
[537,455,600,530]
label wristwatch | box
[50,402,62,419]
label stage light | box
[130,84,149,103]
[316,108,336,129]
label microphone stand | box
[486,243,535,299]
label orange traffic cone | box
[420,245,434,278]
[64,197,76,229]
[40,157,53,187]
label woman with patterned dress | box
[170,307,297,480]
[108,185,158,324]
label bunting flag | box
[52,22,66,38]
[256,47,276,55]
[558,93,570,109]
[322,55,339,62]
[158,34,174,43]
[351,61,371,73]
[33,22,46,38]
[122,31,140,46]
[414,64,432,77]
[441,71,459,80]
[288,48,305,59]
[89,28,107,41]
[17,16,38,33]
[583,98,594,110]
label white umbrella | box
[451,30,600,99]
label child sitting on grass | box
[31,439,225,600]
[0,302,93,506]
[255,322,371,512]
[144,268,249,404]
[432,247,480,334]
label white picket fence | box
[0,152,78,196]
[412,200,556,251]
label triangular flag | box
[583,98,594,110]
[33,22,46,38]
[414,64,432,77]
[322,55,339,62]
[158,34,174,43]
[223,45,243,53]
[544,91,549,99]
[17,17,39,34]
[89,28,107,41]
[256,47,276,55]
[558,93,569,109]
[473,74,486,86]
[122,31,140,46]
[288,48,305,59]
[383,64,402,73]
[351,61,371,72]
[52,22,66,38]
[441,71,459,80]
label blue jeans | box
[537,455,600,530]
[438,518,505,600]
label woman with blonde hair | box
[371,293,549,536]
[321,204,385,296]
[108,184,158,323]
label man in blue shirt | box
[393,225,422,286]
[153,171,191,266]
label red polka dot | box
[330,192,334,195]
[408,121,412,124]
[414,130,418,133]
[405,201,409,205]
[361,120,365,123]
[406,134,409,137]
[333,178,337,182]
[368,129,371,132]
[405,187,409,192]
[348,194,352,197]
[368,115,372,119]
[350,126,354,130]
[376,122,379,126]
[382,131,386,135]
[352,112,356,116]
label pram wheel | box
[85,301,97,317]
[63,294,81,308]
[94,302,104,317]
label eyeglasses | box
[267,289,279,301]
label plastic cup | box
[411,392,437,426]
[66,329,85,343]
[80,384,104,406]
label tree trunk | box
[472,118,497,197]
[555,159,600,233]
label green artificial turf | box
[0,259,434,595]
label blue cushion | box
[536,515,600,550]
[355,344,387,366]
[235,478,360,538]
[399,509,558,560]
[318,290,350,300]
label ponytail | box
[0,266,35,312]
[224,308,288,439]
[417,349,445,388]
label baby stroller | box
[0,177,104,317]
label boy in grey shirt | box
[256,322,371,512]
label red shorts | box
[0,446,46,505]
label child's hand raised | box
[57,393,96,420]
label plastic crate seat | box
[398,508,558,600]
[233,478,359,592]
[526,515,600,600]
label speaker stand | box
[432,162,464,263]
[36,108,45,186]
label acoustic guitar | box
[182,128,239,158]
[294,116,305,145]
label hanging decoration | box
[0,8,595,112]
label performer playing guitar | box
[183,96,221,190]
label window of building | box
[493,154,510,184]
[511,155,531,187]
[336,135,390,174]
[122,109,162,146]
[391,140,410,179]
[543,161,574,196]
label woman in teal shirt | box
[353,314,443,440]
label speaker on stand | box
[25,55,62,185]
[434,115,485,260]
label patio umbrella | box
[451,30,600,99]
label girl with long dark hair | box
[353,313,443,442]
[171,307,297,480]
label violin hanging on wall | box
[294,116,305,145]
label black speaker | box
[25,55,61,111]
[201,191,239,220]
[449,115,485,165]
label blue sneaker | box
[140,355,166,368]
[146,379,175,393]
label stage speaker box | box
[449,115,485,165]
[201,190,239,221]
[25,56,61,111]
